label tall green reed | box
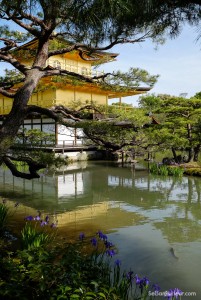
[0,203,9,236]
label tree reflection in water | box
[1,161,201,298]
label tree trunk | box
[194,144,201,162]
[0,69,43,157]
[171,147,178,162]
[0,38,49,160]
[187,123,194,162]
[187,147,194,162]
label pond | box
[0,161,201,299]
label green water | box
[0,161,201,299]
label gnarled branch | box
[0,53,29,73]
[0,88,15,98]
[25,105,84,124]
[0,37,17,51]
[3,155,46,180]
[48,32,151,59]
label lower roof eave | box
[108,88,150,99]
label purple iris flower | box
[34,215,40,221]
[135,274,141,284]
[91,237,98,247]
[96,231,107,240]
[106,249,116,257]
[79,232,85,241]
[114,259,121,267]
[101,234,107,241]
[40,220,47,226]
[24,215,34,221]
[45,215,50,223]
[166,289,174,300]
[152,283,161,292]
[97,230,103,238]
[142,277,150,286]
[105,241,114,248]
[173,288,183,298]
[126,271,134,281]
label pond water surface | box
[1,161,201,299]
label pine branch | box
[41,68,99,82]
[0,88,15,98]
[0,37,17,51]
[3,155,46,180]
[48,33,151,59]
[5,11,41,37]
[25,105,83,123]
[0,53,29,73]
[16,10,49,31]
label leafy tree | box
[83,106,150,152]
[140,94,201,162]
[138,94,162,112]
[193,91,201,99]
[0,0,201,178]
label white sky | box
[103,25,201,106]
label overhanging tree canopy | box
[0,0,201,179]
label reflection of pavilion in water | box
[0,163,201,240]
[1,163,201,204]
[0,164,162,206]
[0,164,148,233]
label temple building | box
[0,39,150,147]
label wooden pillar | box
[119,97,122,108]
[75,127,77,146]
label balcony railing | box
[47,60,104,77]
